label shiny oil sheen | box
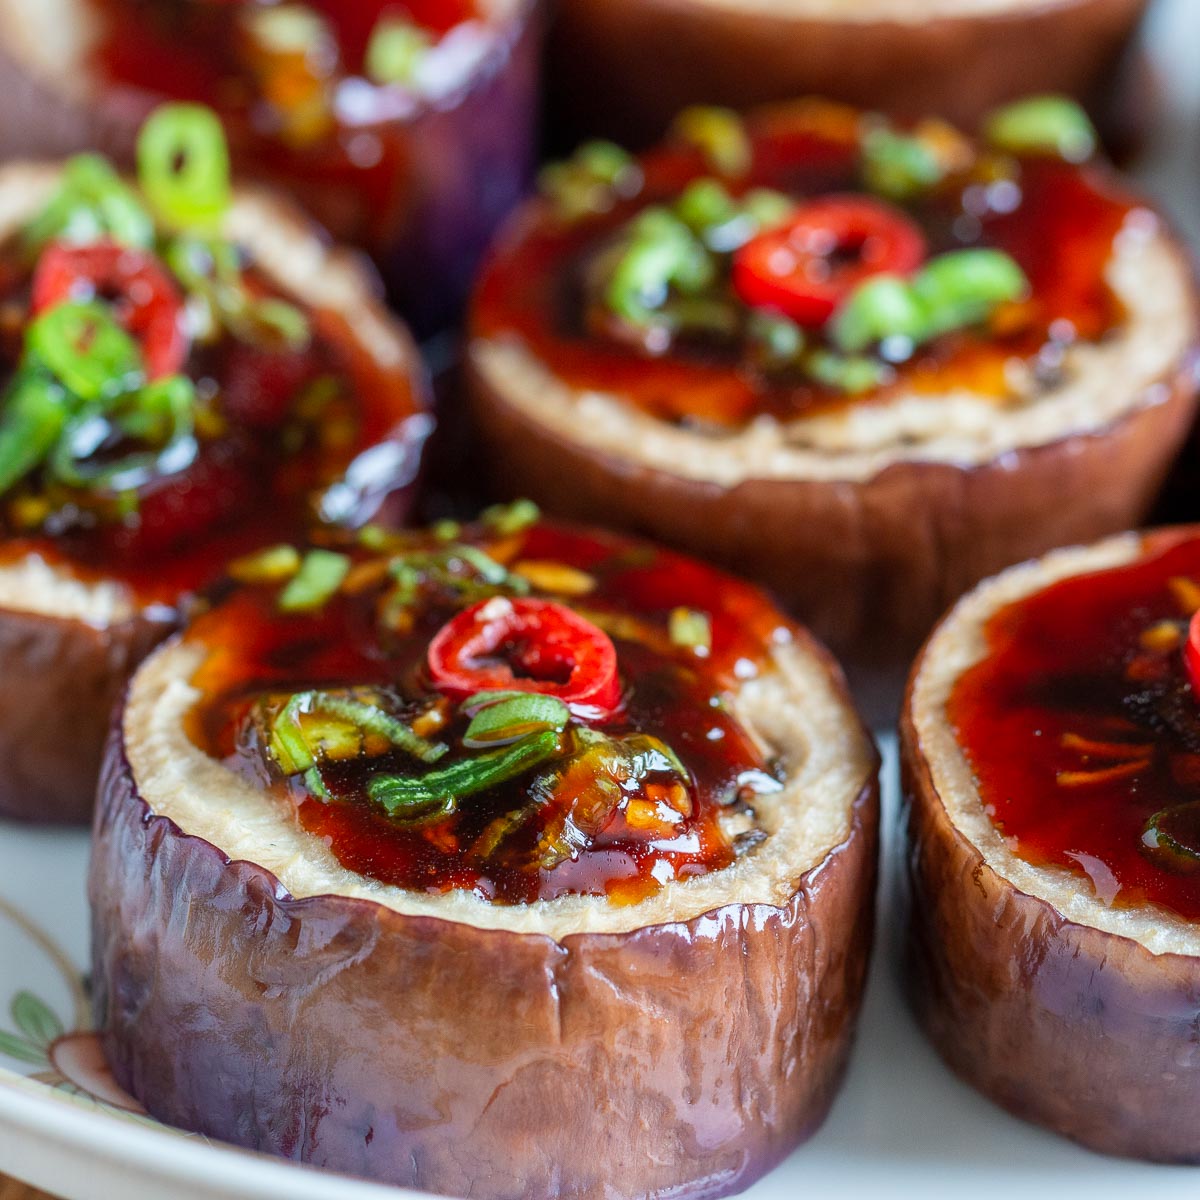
[184,522,790,904]
[949,531,1200,921]
[0,270,423,605]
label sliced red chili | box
[32,240,189,380]
[731,195,927,327]
[428,597,621,719]
[1186,610,1200,699]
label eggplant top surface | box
[120,514,878,938]
[0,154,429,624]
[472,99,1198,483]
[910,526,1200,956]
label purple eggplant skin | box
[0,0,542,337]
[900,680,1200,1163]
[90,701,879,1198]
[377,0,543,337]
[0,606,172,824]
[0,406,428,829]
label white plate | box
[3,2,1200,1196]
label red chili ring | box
[731,194,928,328]
[1186,610,1200,698]
[32,240,189,380]
[427,597,621,719]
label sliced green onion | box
[24,154,155,253]
[566,726,689,787]
[463,692,571,749]
[48,380,198,492]
[747,312,805,366]
[168,234,311,350]
[267,690,447,776]
[303,766,331,801]
[367,730,561,821]
[137,103,232,232]
[860,126,945,201]
[671,107,752,177]
[806,350,892,395]
[365,16,434,86]
[384,542,530,620]
[0,372,70,493]
[239,297,311,351]
[913,249,1029,338]
[278,549,351,613]
[449,543,515,585]
[675,179,739,234]
[830,250,1029,360]
[431,518,463,542]
[538,141,641,221]
[742,188,793,230]
[983,96,1097,162]
[480,498,540,536]
[832,274,929,353]
[576,141,637,185]
[114,374,197,443]
[269,695,317,774]
[606,207,715,327]
[357,523,397,551]
[311,693,447,763]
[26,301,144,404]
[673,180,790,254]
[452,544,530,591]
[669,607,712,654]
[664,296,739,337]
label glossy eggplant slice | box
[91,513,880,1197]
[904,526,1200,1161]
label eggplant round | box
[0,0,541,334]
[0,161,431,823]
[468,103,1200,665]
[902,527,1200,1161]
[0,561,171,825]
[90,522,880,1199]
[547,0,1149,148]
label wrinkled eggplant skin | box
[546,0,1149,149]
[0,606,172,824]
[90,688,880,1198]
[0,1,542,337]
[900,675,1200,1162]
[469,345,1200,667]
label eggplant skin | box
[90,706,879,1198]
[0,0,541,337]
[547,0,1148,148]
[900,697,1200,1162]
[0,606,170,824]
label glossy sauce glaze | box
[185,520,791,904]
[473,104,1138,429]
[949,531,1200,921]
[0,259,424,608]
[88,0,489,255]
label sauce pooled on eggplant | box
[186,510,790,905]
[951,532,1200,920]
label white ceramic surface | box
[2,1,1200,1195]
